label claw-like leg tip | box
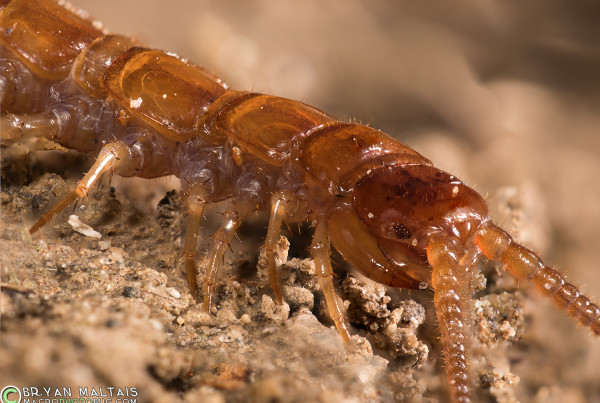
[272,281,284,305]
[189,288,201,304]
[339,327,352,348]
[29,190,80,234]
[202,285,214,314]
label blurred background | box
[67,0,600,399]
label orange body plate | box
[0,0,103,80]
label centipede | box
[2,1,599,402]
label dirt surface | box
[0,165,528,403]
[2,1,600,402]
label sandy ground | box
[2,1,600,402]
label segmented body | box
[1,1,599,402]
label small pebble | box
[98,240,111,250]
[122,286,138,298]
[68,215,102,238]
[167,287,181,299]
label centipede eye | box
[392,224,411,239]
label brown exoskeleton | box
[1,1,599,402]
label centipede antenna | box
[475,223,600,336]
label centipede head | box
[354,164,490,255]
[326,164,490,287]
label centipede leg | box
[264,191,297,304]
[1,113,59,143]
[29,142,140,234]
[311,221,352,346]
[427,236,473,403]
[183,198,206,302]
[475,223,600,335]
[202,200,254,313]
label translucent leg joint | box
[202,200,254,313]
[29,142,134,234]
[1,113,58,143]
[311,221,352,346]
[264,191,297,304]
[183,199,206,302]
